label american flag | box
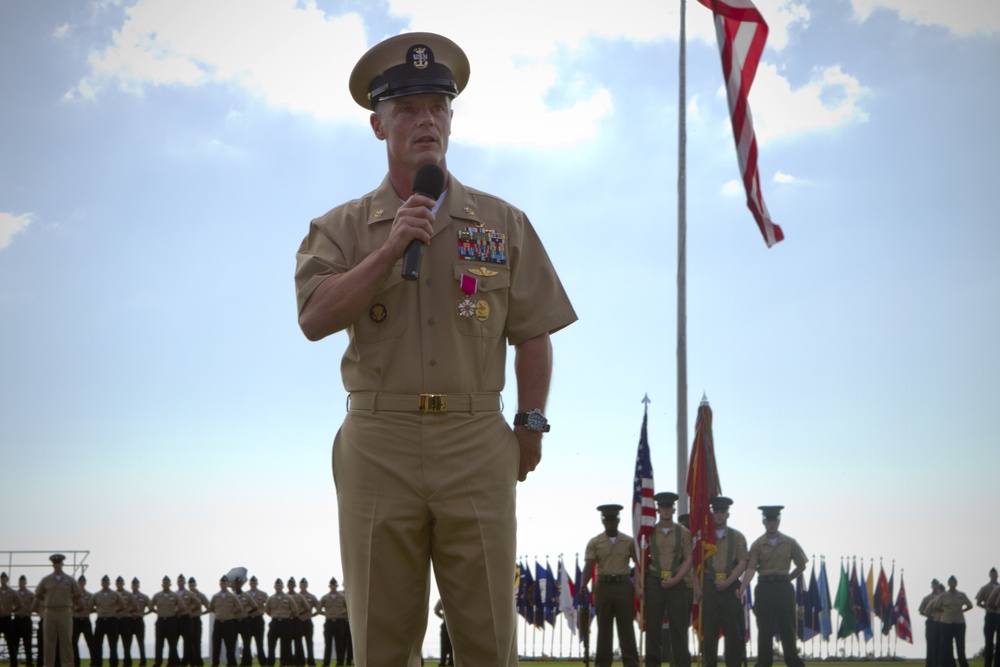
[697,0,784,247]
[632,403,656,569]
[893,574,913,644]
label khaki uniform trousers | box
[44,608,75,667]
[334,408,518,667]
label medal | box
[458,296,476,319]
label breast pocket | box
[452,263,509,339]
[353,268,411,343]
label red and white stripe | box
[699,0,785,247]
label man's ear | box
[370,112,385,140]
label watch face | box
[527,412,546,430]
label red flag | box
[697,0,785,247]
[685,397,722,637]
[893,574,913,644]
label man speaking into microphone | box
[294,32,576,666]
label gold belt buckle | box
[715,573,726,581]
[661,570,672,579]
[418,394,447,413]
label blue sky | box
[2,0,998,659]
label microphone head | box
[413,163,445,200]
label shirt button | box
[425,278,432,286]
[427,319,435,326]
[429,359,437,366]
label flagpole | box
[677,0,690,518]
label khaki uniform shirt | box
[1,586,22,615]
[116,589,135,617]
[175,589,193,616]
[319,593,347,620]
[131,591,151,618]
[706,527,749,583]
[209,591,244,622]
[585,533,636,576]
[247,589,268,617]
[150,591,185,617]
[36,574,84,610]
[75,588,93,617]
[187,589,209,616]
[934,589,972,624]
[236,591,257,616]
[15,589,34,617]
[988,586,1000,612]
[976,583,999,613]
[91,589,126,617]
[265,593,297,619]
[289,593,307,620]
[650,523,693,583]
[295,174,577,395]
[298,592,318,620]
[747,531,807,576]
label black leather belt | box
[759,574,790,584]
[598,574,630,583]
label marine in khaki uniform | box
[186,579,210,667]
[245,577,268,666]
[35,554,84,667]
[295,31,575,667]
[976,568,999,667]
[113,577,136,667]
[72,575,94,667]
[318,579,348,667]
[14,574,36,667]
[286,578,305,667]
[150,576,184,667]
[698,497,749,667]
[265,579,297,667]
[739,506,806,667]
[932,575,973,667]
[231,576,258,667]
[90,575,126,667]
[174,576,192,667]
[639,492,693,667]
[580,504,639,667]
[208,577,243,667]
[1,571,24,664]
[129,578,151,667]
[297,579,319,667]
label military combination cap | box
[654,492,679,506]
[50,554,66,563]
[596,503,623,518]
[758,505,784,519]
[710,496,734,510]
[350,32,470,110]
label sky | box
[2,0,999,660]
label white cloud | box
[851,0,999,36]
[721,63,869,145]
[722,180,742,197]
[0,212,34,250]
[773,171,796,184]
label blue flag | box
[818,558,833,641]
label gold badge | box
[412,46,429,70]
[464,206,476,216]
[469,266,498,277]
[373,209,384,219]
[369,303,388,324]
[475,300,490,322]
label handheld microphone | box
[401,163,446,280]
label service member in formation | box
[699,497,749,667]
[174,576,192,667]
[245,577,268,666]
[934,575,973,667]
[113,577,136,667]
[640,492,693,667]
[35,554,85,667]
[976,568,999,667]
[150,576,184,667]
[318,578,348,667]
[72,575,94,667]
[208,576,243,667]
[286,578,306,666]
[296,579,319,667]
[2,571,24,663]
[90,575,127,667]
[129,578,151,667]
[231,576,258,667]
[580,504,640,667]
[14,574,36,667]
[739,506,807,667]
[186,578,210,667]
[265,579,298,667]
[295,31,576,667]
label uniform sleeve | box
[735,532,749,562]
[682,528,693,554]
[505,214,577,345]
[584,537,598,562]
[746,539,760,572]
[294,215,353,316]
[791,539,808,569]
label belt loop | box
[470,392,476,416]
[499,395,504,412]
[370,391,378,414]
[345,394,350,413]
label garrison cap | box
[162,576,171,583]
[19,575,27,582]
[300,578,308,585]
[50,554,66,563]
[710,496,734,510]
[132,577,140,584]
[596,504,623,518]
[329,577,338,586]
[288,577,296,585]
[0,572,6,579]
[350,32,470,110]
[991,567,997,575]
[758,505,784,519]
[220,575,229,583]
[116,576,125,583]
[654,492,679,506]
[274,578,283,585]
[78,575,87,583]
[101,574,110,582]
[250,576,258,583]
[188,577,197,585]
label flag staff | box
[676,0,690,516]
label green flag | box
[834,562,857,638]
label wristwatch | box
[514,408,550,433]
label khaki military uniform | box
[208,592,243,667]
[584,532,638,667]
[245,588,267,665]
[298,591,318,666]
[296,174,576,667]
[747,532,807,667]
[1,584,23,666]
[150,590,185,667]
[36,573,84,667]
[265,593,297,667]
[91,588,126,667]
[934,589,974,667]
[13,586,35,667]
[72,587,94,667]
[702,527,749,667]
[129,589,151,666]
[644,523,693,667]
[186,588,209,667]
[319,592,348,667]
[977,582,1000,667]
